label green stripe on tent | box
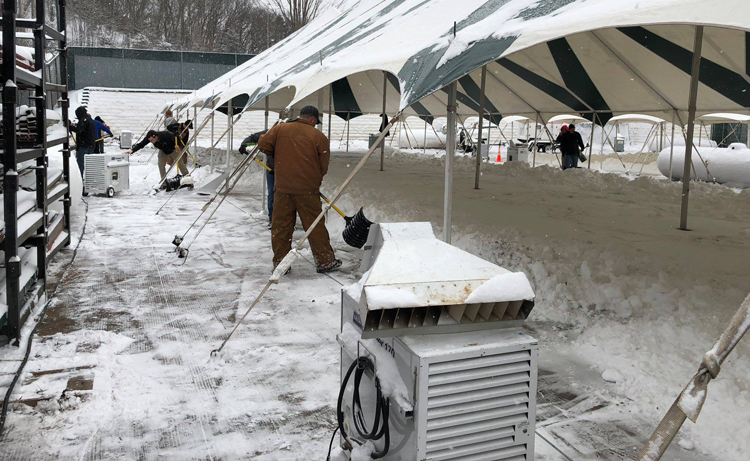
[458,75,503,125]
[385,73,434,124]
[497,57,590,116]
[547,38,612,124]
[619,26,750,108]
[331,77,364,120]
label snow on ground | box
[324,148,750,459]
[0,140,749,460]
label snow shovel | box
[319,192,373,249]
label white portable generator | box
[84,153,130,197]
[120,130,133,149]
[336,223,539,460]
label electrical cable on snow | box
[0,198,90,436]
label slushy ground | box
[0,144,747,460]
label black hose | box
[0,198,89,436]
[335,356,390,459]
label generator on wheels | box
[84,153,130,197]
[335,222,539,460]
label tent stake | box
[475,65,486,189]
[444,81,457,243]
[680,26,704,231]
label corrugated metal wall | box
[68,47,255,91]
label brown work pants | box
[272,191,335,269]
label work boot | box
[317,259,342,274]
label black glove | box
[239,144,247,155]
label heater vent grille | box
[84,156,107,191]
[364,300,534,335]
[425,349,532,460]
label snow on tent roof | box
[697,113,750,124]
[608,114,667,124]
[169,0,750,127]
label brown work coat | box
[258,119,330,194]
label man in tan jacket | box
[258,106,341,273]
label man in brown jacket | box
[258,106,341,273]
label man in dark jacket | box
[69,106,97,175]
[558,124,585,169]
[258,106,341,274]
[239,130,272,225]
[124,129,188,181]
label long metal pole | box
[210,101,215,172]
[533,112,539,167]
[226,100,233,171]
[588,115,596,169]
[669,110,676,180]
[263,96,269,214]
[679,26,704,231]
[193,107,198,161]
[474,65,486,189]
[328,84,332,141]
[346,113,350,153]
[380,72,387,171]
[444,82,457,243]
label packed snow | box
[465,271,535,304]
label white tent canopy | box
[169,0,750,128]
[608,114,667,124]
[696,113,750,124]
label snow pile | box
[465,272,534,303]
[339,323,412,412]
[601,369,624,383]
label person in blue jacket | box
[93,116,112,153]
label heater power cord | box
[0,198,89,436]
[333,356,390,459]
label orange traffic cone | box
[496,151,502,162]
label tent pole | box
[210,99,215,172]
[328,84,332,141]
[474,65,486,190]
[381,72,387,171]
[193,107,198,163]
[680,25,704,231]
[487,114,492,159]
[588,115,596,169]
[444,82,457,243]
[226,101,233,171]
[423,119,427,155]
[263,96,269,215]
[533,112,539,167]
[346,113,350,153]
[669,110,676,180]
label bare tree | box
[268,0,320,33]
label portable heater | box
[120,130,133,149]
[336,223,539,460]
[84,153,130,197]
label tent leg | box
[532,112,539,167]
[669,110,676,180]
[328,84,332,141]
[588,114,596,169]
[381,73,387,171]
[263,96,269,214]
[444,82,457,243]
[346,113,350,153]
[226,101,233,171]
[193,107,198,163]
[474,65,487,189]
[209,99,215,172]
[680,26,704,231]
[423,119,427,155]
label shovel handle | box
[319,192,347,219]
